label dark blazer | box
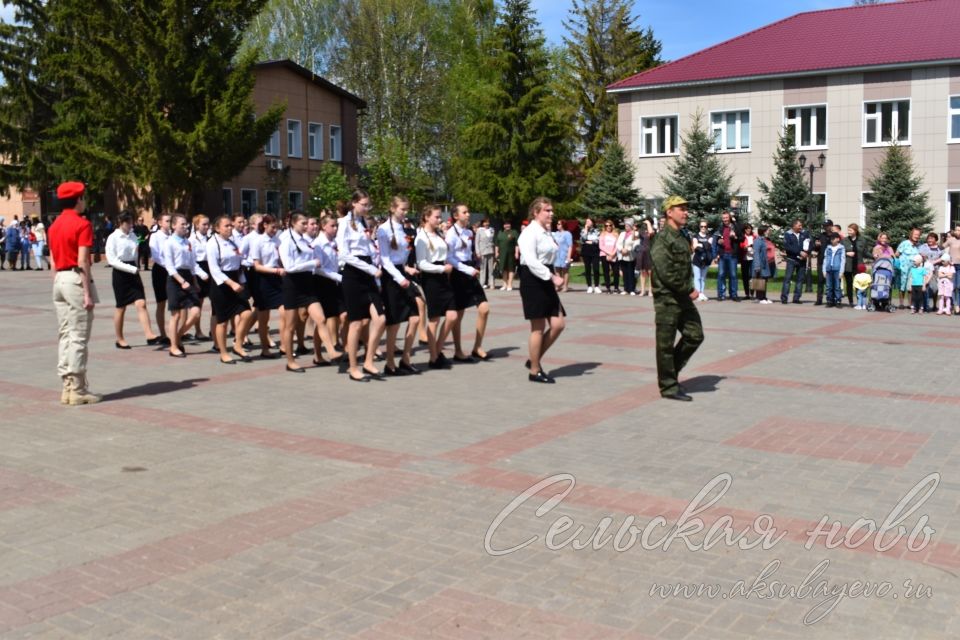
[783,230,809,262]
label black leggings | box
[582,251,601,287]
[844,272,855,306]
[740,259,752,297]
[602,260,619,290]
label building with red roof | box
[610,0,960,231]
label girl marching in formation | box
[189,214,215,343]
[111,194,567,383]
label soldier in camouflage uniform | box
[651,196,704,402]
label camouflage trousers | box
[654,304,704,396]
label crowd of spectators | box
[0,215,49,270]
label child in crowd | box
[853,264,871,310]
[822,232,845,308]
[937,256,955,315]
[909,254,931,314]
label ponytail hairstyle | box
[257,214,276,235]
[335,200,350,218]
[528,197,553,220]
[389,195,410,250]
[319,214,337,234]
[212,215,232,237]
[420,204,441,251]
[350,189,370,231]
[451,203,469,249]
[191,214,207,231]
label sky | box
[531,0,866,62]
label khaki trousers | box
[52,270,99,378]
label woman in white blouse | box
[250,214,284,359]
[206,216,255,364]
[518,197,565,384]
[415,205,458,369]
[105,212,161,349]
[376,196,422,375]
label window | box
[329,125,342,162]
[265,190,280,215]
[864,100,909,145]
[308,122,323,159]
[949,192,960,228]
[222,188,233,216]
[950,97,960,142]
[784,105,827,149]
[287,120,302,158]
[813,193,827,217]
[711,110,750,152]
[264,126,280,156]
[732,195,750,216]
[241,189,257,216]
[288,191,303,212]
[642,198,663,219]
[860,192,874,228]
[640,116,678,156]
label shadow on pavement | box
[548,362,601,378]
[103,378,209,402]
[683,375,724,393]
[486,346,519,359]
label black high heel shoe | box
[115,342,132,350]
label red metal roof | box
[609,0,960,91]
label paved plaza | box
[1,268,959,639]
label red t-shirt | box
[47,209,93,269]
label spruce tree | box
[865,144,933,243]
[660,110,735,229]
[562,0,661,174]
[579,141,641,222]
[452,0,573,218]
[756,127,816,245]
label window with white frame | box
[330,125,342,162]
[950,97,960,142]
[264,126,280,156]
[288,191,303,212]
[813,193,827,217]
[222,188,233,216]
[860,192,874,228]
[711,110,750,152]
[732,194,750,217]
[241,189,257,216]
[640,116,678,156]
[643,198,663,220]
[265,190,280,215]
[949,192,960,228]
[287,120,302,158]
[864,100,909,145]
[308,123,323,159]
[784,105,826,149]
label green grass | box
[567,264,816,295]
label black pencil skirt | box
[166,269,200,311]
[209,270,251,323]
[518,265,565,320]
[420,268,455,319]
[451,268,487,310]
[112,262,145,308]
[341,262,385,322]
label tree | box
[864,144,933,243]
[241,0,340,75]
[755,127,816,244]
[660,110,736,229]
[452,0,574,218]
[308,162,352,215]
[562,0,661,173]
[579,140,641,222]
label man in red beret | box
[48,181,102,405]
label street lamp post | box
[798,152,825,292]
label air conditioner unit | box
[267,158,283,171]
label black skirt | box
[421,265,455,319]
[342,261,385,322]
[244,267,259,307]
[451,268,487,310]
[209,270,251,323]
[112,262,145,308]
[166,269,200,311]
[315,275,344,318]
[196,260,212,298]
[257,272,284,310]
[151,263,168,302]
[382,275,417,325]
[282,271,317,310]
[519,265,565,320]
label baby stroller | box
[868,257,895,312]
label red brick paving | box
[568,334,658,350]
[722,417,929,467]
[0,468,76,512]
[694,336,815,375]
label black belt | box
[354,255,373,264]
[432,261,444,266]
[56,266,82,273]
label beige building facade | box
[613,66,960,232]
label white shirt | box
[279,228,318,274]
[149,229,171,267]
[206,235,245,286]
[192,231,210,261]
[445,224,477,276]
[239,231,260,268]
[335,212,378,276]
[518,221,557,281]
[377,219,411,285]
[251,232,282,269]
[105,229,140,274]
[312,235,342,283]
[415,229,448,274]
[162,234,207,278]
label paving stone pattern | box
[1,269,959,639]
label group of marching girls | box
[104,190,566,383]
